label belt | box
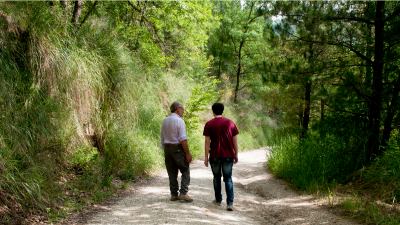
[163,143,181,147]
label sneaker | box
[170,195,179,201]
[227,204,233,211]
[179,194,193,202]
[212,200,222,206]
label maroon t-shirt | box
[203,116,239,159]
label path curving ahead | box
[75,149,359,225]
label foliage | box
[0,1,217,223]
[1,0,399,224]
[341,197,400,225]
[362,130,400,203]
[184,78,220,157]
[269,133,356,190]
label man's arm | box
[204,136,211,167]
[160,128,164,148]
[178,119,192,163]
[233,135,238,163]
[180,139,192,163]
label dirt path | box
[73,149,359,225]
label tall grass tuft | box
[269,115,368,190]
[0,1,217,223]
[362,130,400,204]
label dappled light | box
[1,1,399,224]
[82,150,358,225]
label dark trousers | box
[164,144,190,196]
[210,157,234,205]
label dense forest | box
[0,1,399,224]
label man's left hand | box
[185,153,193,164]
[204,157,209,167]
[234,156,238,164]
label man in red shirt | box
[203,103,239,211]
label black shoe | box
[170,195,179,201]
[212,200,221,206]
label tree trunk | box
[217,54,222,78]
[301,80,312,139]
[80,1,98,27]
[320,99,325,121]
[71,0,82,25]
[381,75,400,148]
[367,1,385,161]
[300,43,314,139]
[234,40,244,103]
[60,0,67,9]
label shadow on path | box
[74,149,358,225]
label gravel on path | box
[70,149,359,225]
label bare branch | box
[325,16,374,25]
[80,1,98,27]
[325,103,367,117]
[286,30,372,64]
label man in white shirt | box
[161,101,193,202]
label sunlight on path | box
[83,149,359,225]
[85,162,261,225]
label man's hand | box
[234,155,238,164]
[185,153,193,164]
[180,140,192,163]
[204,157,209,167]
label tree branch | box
[80,1,98,27]
[60,0,67,9]
[325,16,374,25]
[338,75,371,101]
[325,103,367,117]
[127,1,165,51]
[286,30,372,64]
[384,5,400,22]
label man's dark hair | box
[212,103,224,115]
[170,101,183,113]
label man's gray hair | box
[170,101,183,113]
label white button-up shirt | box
[161,113,187,145]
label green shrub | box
[269,132,361,190]
[363,130,400,203]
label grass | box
[339,197,400,225]
[0,4,220,223]
[268,126,400,224]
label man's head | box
[170,101,184,117]
[212,102,224,115]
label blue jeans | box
[210,157,234,205]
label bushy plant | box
[269,119,367,190]
[362,130,400,203]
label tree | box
[265,1,400,162]
[208,0,264,103]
